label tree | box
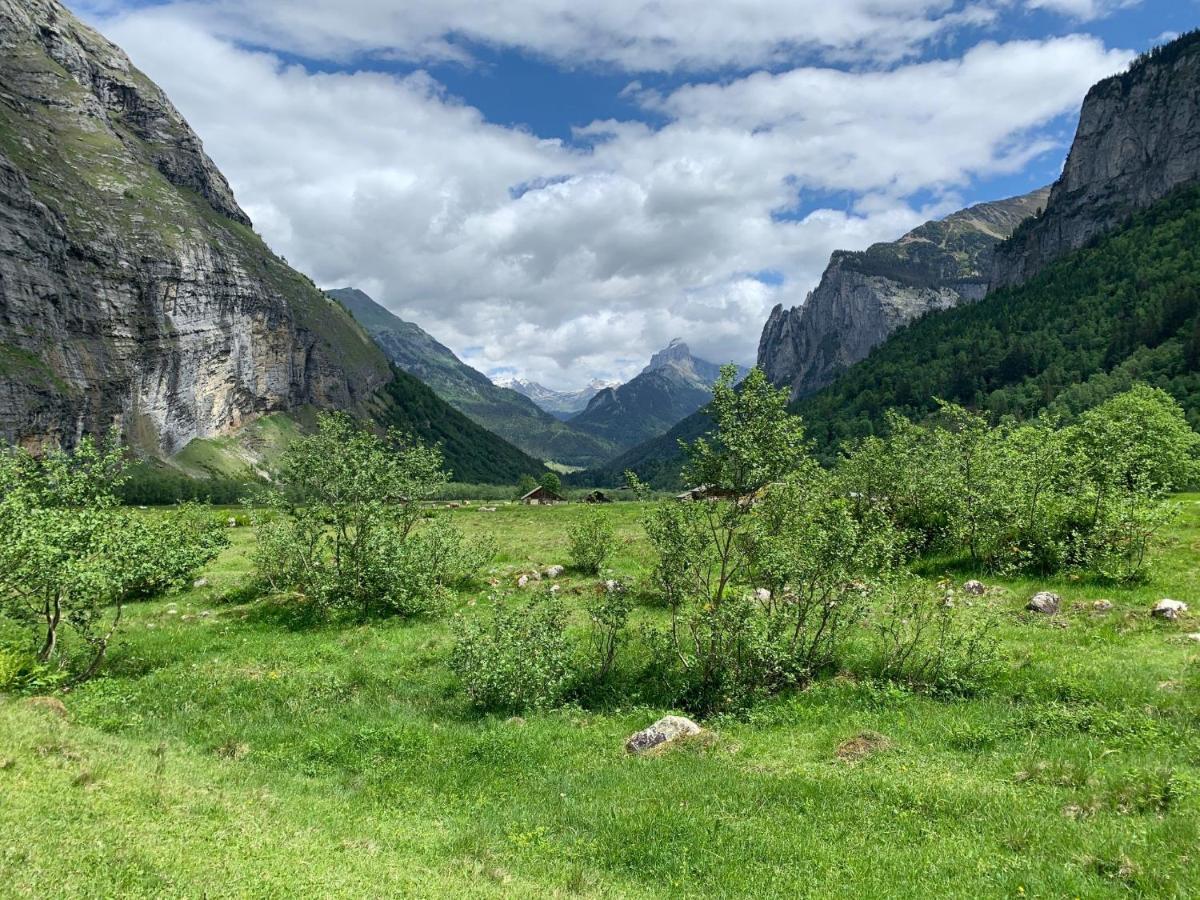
[253,413,489,618]
[0,435,226,685]
[540,471,562,496]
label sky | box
[74,0,1196,389]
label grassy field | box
[2,498,1199,897]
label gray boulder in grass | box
[1151,599,1188,621]
[963,580,986,596]
[1026,591,1061,614]
[625,715,701,754]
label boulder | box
[193,577,209,589]
[544,565,565,578]
[1185,633,1200,643]
[625,715,702,754]
[753,588,772,603]
[1091,599,1114,612]
[517,575,530,588]
[604,579,627,594]
[1151,599,1188,621]
[963,580,986,596]
[1026,591,1061,615]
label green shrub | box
[250,413,485,619]
[867,577,1003,694]
[567,510,616,575]
[0,435,227,684]
[450,595,572,712]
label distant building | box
[521,485,567,505]
[584,490,613,504]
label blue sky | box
[81,0,1196,387]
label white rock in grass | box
[517,575,530,589]
[1151,599,1188,621]
[544,565,565,578]
[1026,591,1061,615]
[193,577,209,588]
[753,588,771,603]
[1091,600,1114,612]
[963,580,986,596]
[625,715,702,754]
[1185,633,1200,643]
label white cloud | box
[1023,0,1141,21]
[83,0,1006,73]
[96,8,1130,388]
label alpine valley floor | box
[2,499,1199,898]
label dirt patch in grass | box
[835,731,892,763]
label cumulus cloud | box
[93,6,1130,387]
[1024,0,1142,21]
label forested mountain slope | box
[797,182,1200,459]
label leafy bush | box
[450,595,572,712]
[0,435,227,684]
[252,413,489,618]
[584,583,632,681]
[567,510,616,575]
[867,577,1003,694]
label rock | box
[544,565,565,578]
[992,39,1200,289]
[549,584,561,595]
[1026,591,1061,615]
[25,696,67,719]
[0,0,391,456]
[193,577,209,588]
[757,188,1048,400]
[1151,599,1188,621]
[604,579,627,594]
[227,518,238,528]
[625,715,702,754]
[753,588,771,602]
[1185,633,1200,643]
[517,575,530,588]
[963,580,986,596]
[1091,599,1114,612]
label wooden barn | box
[520,485,567,505]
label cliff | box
[992,31,1200,288]
[0,0,391,453]
[758,187,1049,400]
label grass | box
[2,499,1200,897]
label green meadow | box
[2,498,1199,898]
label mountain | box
[567,340,740,451]
[797,181,1200,458]
[329,287,618,467]
[495,377,615,420]
[992,31,1200,289]
[0,0,544,484]
[758,187,1050,401]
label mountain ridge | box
[758,186,1050,401]
[329,287,620,467]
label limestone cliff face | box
[758,188,1049,401]
[992,34,1200,288]
[0,0,390,452]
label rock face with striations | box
[0,0,390,453]
[758,188,1049,401]
[992,33,1200,288]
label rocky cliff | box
[0,0,391,453]
[992,32,1200,288]
[758,187,1049,400]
